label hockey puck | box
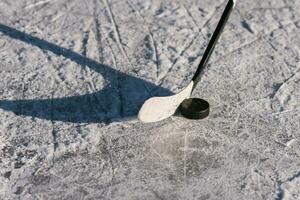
[180,98,209,120]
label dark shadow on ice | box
[0,23,172,123]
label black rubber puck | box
[180,98,210,120]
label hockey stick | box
[138,0,236,123]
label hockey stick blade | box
[138,81,194,123]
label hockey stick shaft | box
[192,0,235,90]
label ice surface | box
[0,0,299,199]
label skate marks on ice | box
[276,171,300,200]
[0,24,172,123]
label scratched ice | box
[0,0,299,199]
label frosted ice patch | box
[0,54,17,72]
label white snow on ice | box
[0,0,300,199]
